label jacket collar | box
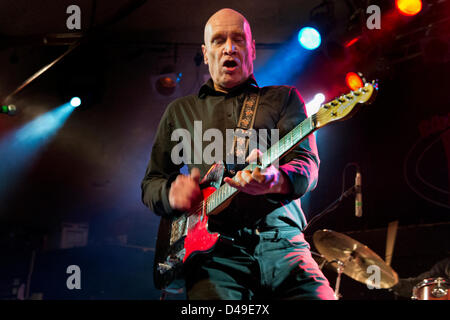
[198,74,259,98]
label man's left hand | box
[223,149,292,195]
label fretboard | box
[205,115,316,215]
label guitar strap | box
[227,88,261,172]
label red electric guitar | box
[153,81,378,291]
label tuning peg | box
[372,79,379,90]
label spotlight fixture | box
[298,27,322,50]
[70,97,81,107]
[345,72,364,91]
[305,93,325,116]
[396,0,422,16]
[152,72,182,98]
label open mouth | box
[223,60,238,72]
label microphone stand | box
[304,184,357,233]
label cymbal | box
[313,229,398,289]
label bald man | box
[142,8,335,300]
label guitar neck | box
[205,115,317,215]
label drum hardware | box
[411,277,449,300]
[310,251,327,270]
[313,229,399,299]
[331,260,345,300]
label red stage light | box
[345,37,360,48]
[345,72,364,91]
[396,0,422,16]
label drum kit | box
[311,229,449,300]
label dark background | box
[0,0,449,299]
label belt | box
[219,226,301,245]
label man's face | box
[202,12,256,91]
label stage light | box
[156,77,176,95]
[254,34,313,86]
[396,0,422,16]
[0,103,75,206]
[315,93,325,103]
[306,93,325,116]
[298,27,321,50]
[70,97,81,107]
[152,72,182,97]
[345,37,360,48]
[345,72,364,91]
[1,104,16,116]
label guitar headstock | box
[314,81,378,129]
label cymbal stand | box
[332,260,345,300]
[310,251,327,270]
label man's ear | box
[201,44,208,65]
[252,39,256,60]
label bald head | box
[202,9,256,92]
[204,8,253,44]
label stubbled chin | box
[220,78,241,89]
[221,72,242,83]
[214,70,251,89]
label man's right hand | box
[168,168,202,211]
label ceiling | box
[0,0,353,44]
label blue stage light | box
[70,97,81,107]
[298,27,321,50]
[0,103,75,206]
[254,34,313,87]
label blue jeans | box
[184,227,336,300]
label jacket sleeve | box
[141,107,183,218]
[267,87,320,201]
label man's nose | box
[223,38,237,55]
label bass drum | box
[412,277,449,300]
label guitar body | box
[153,165,224,291]
[183,186,220,261]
